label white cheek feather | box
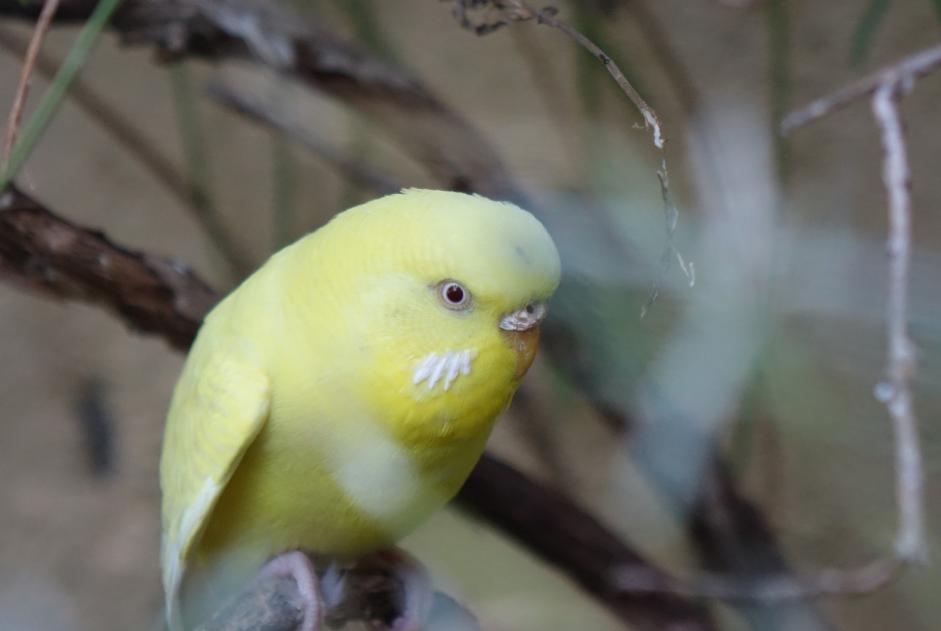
[412,349,477,393]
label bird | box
[159,188,561,630]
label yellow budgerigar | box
[160,189,560,630]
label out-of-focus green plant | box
[851,0,891,64]
[0,0,123,191]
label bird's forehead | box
[403,194,560,300]
[326,189,561,302]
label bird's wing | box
[159,355,271,629]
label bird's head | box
[288,189,560,441]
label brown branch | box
[0,0,61,169]
[459,455,715,630]
[0,186,216,351]
[780,42,941,135]
[0,187,717,630]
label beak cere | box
[499,302,547,378]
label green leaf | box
[0,0,125,190]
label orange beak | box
[503,326,541,379]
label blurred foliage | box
[850,0,891,65]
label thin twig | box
[871,81,926,563]
[640,158,690,318]
[463,0,666,148]
[525,4,665,148]
[781,41,941,135]
[0,0,61,169]
[617,43,930,606]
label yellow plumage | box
[159,189,560,627]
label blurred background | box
[1,0,940,629]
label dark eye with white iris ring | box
[438,280,471,310]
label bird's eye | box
[438,281,471,310]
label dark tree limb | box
[0,186,215,351]
[0,186,716,630]
[460,455,715,630]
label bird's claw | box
[356,548,432,631]
[259,551,324,631]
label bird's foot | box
[259,551,324,631]
[355,547,432,631]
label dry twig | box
[781,42,941,134]
[632,39,935,605]
[871,81,926,563]
[787,43,931,568]
[1,0,61,169]
[451,0,665,148]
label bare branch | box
[781,42,941,134]
[460,455,716,630]
[871,82,926,562]
[0,186,216,351]
[616,42,931,607]
[1,0,61,168]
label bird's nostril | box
[525,304,535,314]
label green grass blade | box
[1,0,125,191]
[850,0,892,65]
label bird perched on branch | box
[160,189,561,630]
